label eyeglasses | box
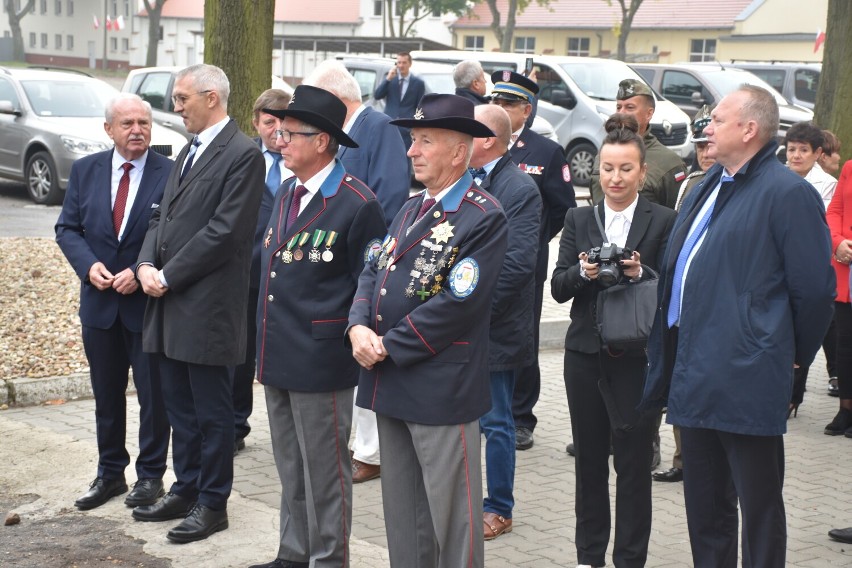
[171,90,212,107]
[275,129,320,143]
[491,98,528,108]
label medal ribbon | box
[324,231,338,248]
[312,229,327,249]
[298,231,311,247]
[286,234,299,251]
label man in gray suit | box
[133,64,265,544]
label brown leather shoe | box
[351,459,380,483]
[483,512,512,541]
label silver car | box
[0,66,186,204]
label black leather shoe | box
[824,408,852,435]
[828,527,852,544]
[652,467,683,482]
[166,504,228,543]
[234,437,246,456]
[124,478,165,507]
[248,559,309,568]
[75,477,128,510]
[566,442,575,456]
[132,491,195,522]
[515,426,534,450]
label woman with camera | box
[551,114,676,568]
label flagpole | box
[102,0,108,70]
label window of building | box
[394,0,401,16]
[55,34,61,49]
[124,0,130,16]
[39,0,47,14]
[40,33,47,48]
[54,0,60,15]
[67,0,73,16]
[373,0,382,16]
[29,32,36,47]
[111,1,117,14]
[67,34,73,50]
[688,39,716,62]
[567,37,590,57]
[464,36,484,52]
[121,38,129,52]
[514,36,535,54]
[431,8,440,17]
[158,26,163,41]
[110,37,117,52]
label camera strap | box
[594,203,610,246]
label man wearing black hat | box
[490,70,576,452]
[250,85,387,568]
[590,78,685,209]
[348,93,508,568]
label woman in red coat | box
[825,160,852,435]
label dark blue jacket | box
[56,149,172,333]
[374,73,426,120]
[337,106,410,225]
[349,173,508,425]
[640,141,836,436]
[479,153,542,370]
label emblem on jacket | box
[449,258,479,298]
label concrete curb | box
[2,320,571,407]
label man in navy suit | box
[230,88,293,457]
[374,52,426,149]
[249,85,386,568]
[56,93,172,512]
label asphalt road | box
[0,180,61,238]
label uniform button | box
[389,265,396,271]
[166,215,173,222]
[380,288,386,296]
[160,243,168,251]
[267,295,274,302]
[377,314,383,322]
[274,251,281,257]
[270,271,277,278]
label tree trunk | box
[485,0,504,50]
[814,0,852,164]
[142,0,166,67]
[4,0,35,62]
[204,0,275,134]
[616,0,641,61]
[500,0,518,53]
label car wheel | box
[26,151,62,205]
[566,142,597,188]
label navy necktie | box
[667,175,734,327]
[266,152,282,195]
[180,137,201,182]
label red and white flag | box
[93,15,99,29]
[105,16,113,31]
[116,15,126,31]
[814,29,826,53]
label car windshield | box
[700,69,788,105]
[20,79,116,117]
[560,61,649,101]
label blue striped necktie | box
[180,137,201,182]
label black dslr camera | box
[587,244,633,288]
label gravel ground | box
[0,237,89,380]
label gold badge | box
[430,221,455,244]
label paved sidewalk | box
[2,347,852,567]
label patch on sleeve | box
[562,164,571,183]
[674,171,686,182]
[364,238,383,263]
[448,257,480,298]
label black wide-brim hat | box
[390,93,495,138]
[262,84,358,148]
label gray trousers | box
[376,414,484,568]
[265,385,354,568]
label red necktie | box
[113,162,133,237]
[415,197,436,222]
[286,185,308,232]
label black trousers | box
[82,320,169,480]
[512,241,547,431]
[157,355,234,510]
[680,427,786,568]
[564,349,655,568]
[835,301,852,399]
[230,286,258,442]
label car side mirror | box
[690,91,705,104]
[0,100,21,116]
[551,89,577,110]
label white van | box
[412,51,692,187]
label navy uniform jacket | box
[257,160,386,393]
[640,142,835,436]
[374,73,426,120]
[510,125,576,244]
[479,153,542,370]
[137,120,265,366]
[349,172,509,425]
[337,106,410,225]
[56,149,172,333]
